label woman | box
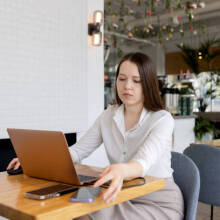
[8,52,184,220]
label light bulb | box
[92,32,102,46]
[94,10,103,25]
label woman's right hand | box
[7,158,20,170]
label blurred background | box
[103,0,220,143]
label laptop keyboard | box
[78,174,97,183]
[78,174,112,186]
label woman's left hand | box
[93,163,126,203]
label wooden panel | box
[190,139,220,147]
[166,52,192,75]
[195,112,220,123]
[209,47,220,71]
[166,47,220,75]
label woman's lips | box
[123,93,132,97]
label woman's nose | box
[124,80,133,89]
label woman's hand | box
[7,158,20,170]
[93,161,143,203]
[93,163,126,203]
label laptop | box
[7,128,101,185]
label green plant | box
[199,38,220,69]
[176,44,200,74]
[177,37,220,75]
[194,116,216,141]
[177,37,220,112]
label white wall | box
[0,0,88,137]
[0,1,108,219]
[173,117,195,153]
[0,0,109,167]
[87,0,104,127]
[80,0,110,168]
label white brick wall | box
[0,0,88,138]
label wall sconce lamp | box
[88,10,103,46]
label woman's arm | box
[132,113,174,176]
[69,113,104,163]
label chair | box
[171,152,200,220]
[184,145,220,220]
[0,138,16,172]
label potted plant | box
[194,116,216,142]
[177,38,220,141]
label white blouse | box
[70,104,174,178]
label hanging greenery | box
[104,0,207,45]
[177,0,182,9]
[150,0,155,12]
[166,0,172,10]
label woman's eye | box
[134,80,141,83]
[118,78,126,81]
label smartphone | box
[69,187,101,203]
[25,184,78,200]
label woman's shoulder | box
[141,110,174,132]
[105,104,120,113]
[148,109,174,126]
[100,104,119,119]
[152,109,173,120]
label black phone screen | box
[27,184,77,196]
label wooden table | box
[190,139,220,148]
[0,172,164,220]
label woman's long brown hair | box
[115,52,164,112]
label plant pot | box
[195,132,213,143]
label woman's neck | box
[123,103,144,131]
[124,103,144,117]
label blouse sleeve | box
[132,113,174,177]
[69,114,103,163]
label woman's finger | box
[102,181,118,200]
[94,172,113,187]
[98,166,110,178]
[104,179,123,203]
[7,158,18,170]
[14,161,21,170]
[107,186,122,203]
[102,177,122,200]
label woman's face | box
[116,60,144,107]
